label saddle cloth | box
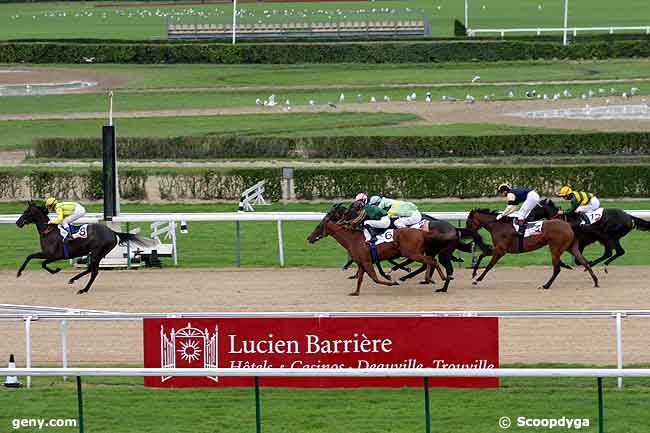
[60,224,89,239]
[363,228,395,245]
[583,208,604,224]
[513,220,544,238]
[412,220,429,231]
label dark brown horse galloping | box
[466,209,598,289]
[530,198,650,271]
[307,205,457,296]
[15,201,157,294]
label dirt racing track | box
[2,266,649,367]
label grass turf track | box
[1,0,649,40]
[8,61,650,90]
[1,82,648,116]
[0,114,574,150]
[2,373,650,433]
[2,200,650,271]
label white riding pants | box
[59,205,86,237]
[364,216,391,229]
[394,210,422,228]
[576,197,600,214]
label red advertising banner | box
[143,317,499,388]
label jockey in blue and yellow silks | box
[45,197,86,241]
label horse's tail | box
[632,216,650,231]
[115,232,159,248]
[456,228,492,255]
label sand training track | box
[1,266,649,366]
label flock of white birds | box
[254,83,643,109]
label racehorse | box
[465,208,598,289]
[307,204,456,296]
[15,201,157,294]
[339,205,491,292]
[530,199,650,271]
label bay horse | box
[307,205,457,296]
[15,201,157,294]
[530,199,650,271]
[465,209,598,289]
[339,204,491,292]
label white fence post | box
[24,316,32,389]
[277,220,285,267]
[61,320,68,382]
[616,313,623,389]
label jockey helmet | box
[497,183,511,194]
[45,197,58,210]
[557,185,573,197]
[368,195,382,206]
[354,192,368,203]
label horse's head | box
[465,208,497,230]
[540,198,561,219]
[16,201,49,228]
[307,204,347,244]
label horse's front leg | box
[473,250,505,285]
[41,258,62,274]
[17,252,46,278]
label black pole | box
[102,125,117,221]
[76,376,85,433]
[597,377,604,433]
[254,376,261,433]
[423,377,431,433]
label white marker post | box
[232,0,237,45]
[562,0,569,46]
[464,0,469,29]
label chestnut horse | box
[466,209,598,289]
[307,205,457,296]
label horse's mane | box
[470,208,499,216]
[28,200,48,215]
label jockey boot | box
[517,221,526,252]
[367,227,380,243]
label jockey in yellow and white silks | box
[368,196,421,228]
[45,197,86,240]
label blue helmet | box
[368,195,382,206]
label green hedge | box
[2,165,650,201]
[34,133,650,160]
[3,39,650,64]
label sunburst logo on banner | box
[178,340,202,363]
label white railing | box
[4,210,650,267]
[3,367,650,378]
[2,307,647,389]
[468,26,650,44]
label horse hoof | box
[472,281,478,286]
[347,275,356,280]
[348,292,360,297]
[391,281,400,286]
[16,272,21,278]
[53,268,61,274]
[419,280,430,285]
[604,267,608,274]
[435,288,447,293]
[68,279,75,285]
[77,289,87,295]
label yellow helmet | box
[45,197,58,209]
[557,185,573,197]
